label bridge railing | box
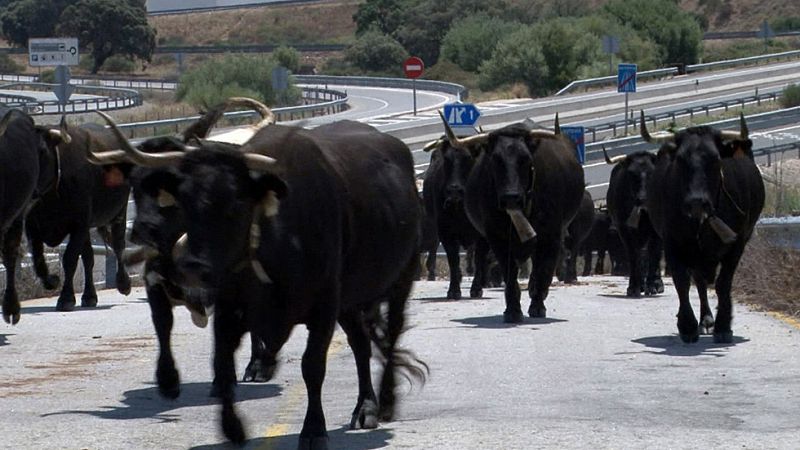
[0,81,143,114]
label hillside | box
[148,0,800,47]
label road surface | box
[1,276,799,449]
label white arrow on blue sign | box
[443,103,481,127]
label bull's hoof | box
[243,359,277,383]
[679,331,700,344]
[156,367,181,399]
[699,315,715,335]
[298,435,329,450]
[55,297,76,312]
[2,298,20,325]
[116,273,132,296]
[222,407,246,445]
[713,331,733,344]
[654,279,665,294]
[503,309,524,324]
[528,305,547,319]
[426,274,436,282]
[81,294,98,308]
[350,398,379,430]
[469,288,483,299]
[42,274,60,290]
[626,287,642,298]
[447,289,461,300]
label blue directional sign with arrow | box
[443,103,481,127]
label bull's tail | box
[366,259,428,421]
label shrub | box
[176,54,301,109]
[0,53,21,72]
[780,83,800,108]
[440,14,521,73]
[271,45,300,73]
[101,54,136,73]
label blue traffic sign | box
[617,63,637,93]
[443,103,481,127]
[561,126,585,164]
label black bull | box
[604,149,664,297]
[642,113,765,344]
[92,114,427,449]
[0,109,62,324]
[441,119,585,323]
[24,121,132,312]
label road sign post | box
[403,56,424,115]
[561,126,585,164]
[617,63,637,136]
[443,103,481,127]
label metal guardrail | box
[0,81,142,114]
[295,74,469,100]
[555,68,678,96]
[686,50,800,73]
[115,86,347,138]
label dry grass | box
[734,234,800,318]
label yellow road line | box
[258,332,348,449]
[768,311,800,330]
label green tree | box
[440,14,521,72]
[271,45,300,73]
[478,26,548,95]
[0,0,68,47]
[57,0,155,73]
[345,30,408,74]
[353,0,403,36]
[602,0,703,65]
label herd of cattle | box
[0,98,764,449]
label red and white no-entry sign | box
[403,56,424,79]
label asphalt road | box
[2,276,799,449]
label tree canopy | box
[0,0,155,73]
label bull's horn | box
[0,111,13,137]
[720,113,749,141]
[554,113,560,135]
[529,129,557,140]
[227,97,276,129]
[243,153,278,172]
[708,216,738,244]
[47,115,73,145]
[438,110,489,149]
[422,138,443,152]
[94,110,189,167]
[86,149,131,165]
[640,110,675,144]
[602,145,626,164]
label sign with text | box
[28,37,79,67]
[561,125,585,164]
[617,63,637,93]
[443,103,481,127]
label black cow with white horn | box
[642,111,764,343]
[440,114,585,322]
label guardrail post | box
[767,152,772,167]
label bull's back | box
[0,115,39,231]
[314,123,419,304]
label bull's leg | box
[28,230,60,290]
[565,240,579,284]
[242,333,278,383]
[469,239,488,298]
[215,301,247,444]
[645,235,665,296]
[108,213,132,295]
[492,242,522,323]
[53,230,88,311]
[441,237,462,300]
[595,249,606,275]
[714,242,746,344]
[464,244,476,277]
[529,235,560,318]
[377,254,425,422]
[338,310,378,430]
[424,245,437,281]
[145,271,180,399]
[298,313,336,450]
[622,234,643,298]
[581,247,593,277]
[692,274,714,335]
[79,237,98,308]
[667,250,699,343]
[2,221,23,324]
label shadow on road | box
[416,296,487,303]
[598,293,663,299]
[0,333,11,347]
[41,381,281,422]
[190,426,393,450]
[20,304,117,316]
[452,315,567,329]
[630,334,749,357]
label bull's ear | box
[721,139,754,160]
[251,173,288,218]
[657,142,678,159]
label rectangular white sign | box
[28,38,79,67]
